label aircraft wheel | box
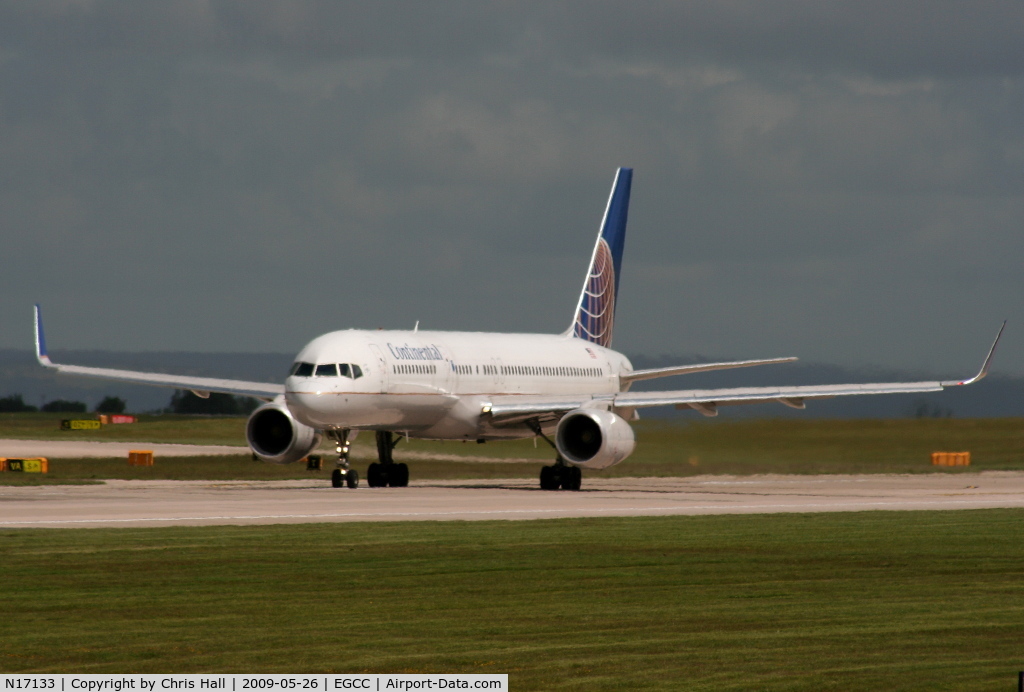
[388,463,409,487]
[540,465,559,490]
[346,469,360,489]
[367,462,387,488]
[331,469,343,488]
[562,465,582,491]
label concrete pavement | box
[2,472,1022,528]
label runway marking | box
[3,497,1023,526]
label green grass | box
[0,412,248,445]
[0,475,103,486]
[2,511,1024,689]
[4,456,542,483]
[3,415,1024,482]
[611,417,1024,476]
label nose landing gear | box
[329,429,359,489]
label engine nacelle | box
[246,402,322,464]
[555,409,636,469]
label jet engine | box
[246,402,322,464]
[555,408,636,469]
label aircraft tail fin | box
[569,167,632,348]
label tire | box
[388,463,409,487]
[540,465,558,490]
[346,469,359,489]
[331,469,343,488]
[367,462,386,488]
[563,465,582,491]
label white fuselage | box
[284,329,633,440]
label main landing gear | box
[367,430,409,488]
[540,462,582,491]
[526,419,582,491]
[329,429,359,489]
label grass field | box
[0,455,545,485]
[2,510,1024,689]
[2,414,1023,483]
[0,413,250,445]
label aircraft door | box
[435,359,453,395]
[368,344,389,393]
[491,356,504,388]
[431,343,453,395]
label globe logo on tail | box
[573,238,616,348]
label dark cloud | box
[4,2,1022,77]
[563,2,1024,79]
[0,1,1021,378]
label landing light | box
[481,404,492,413]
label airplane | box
[33,168,1005,491]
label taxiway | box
[2,473,1023,528]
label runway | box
[0,439,540,463]
[2,472,1023,528]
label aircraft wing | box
[486,322,1005,426]
[33,305,284,400]
[619,356,798,384]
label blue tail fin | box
[570,167,632,348]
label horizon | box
[2,347,1020,419]
[1,4,1020,376]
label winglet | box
[34,304,55,368]
[942,321,1006,386]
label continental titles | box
[386,343,443,361]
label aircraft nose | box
[285,385,321,410]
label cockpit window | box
[292,362,315,377]
[315,363,338,377]
[338,363,351,378]
[352,364,363,379]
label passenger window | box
[294,362,315,377]
[353,364,363,379]
[339,363,351,378]
[315,363,338,377]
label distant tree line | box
[0,390,257,416]
[0,395,126,411]
[0,394,126,414]
[167,390,259,415]
[0,394,38,412]
[0,394,90,413]
[96,396,127,413]
[908,399,954,418]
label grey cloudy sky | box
[2,1,1022,376]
